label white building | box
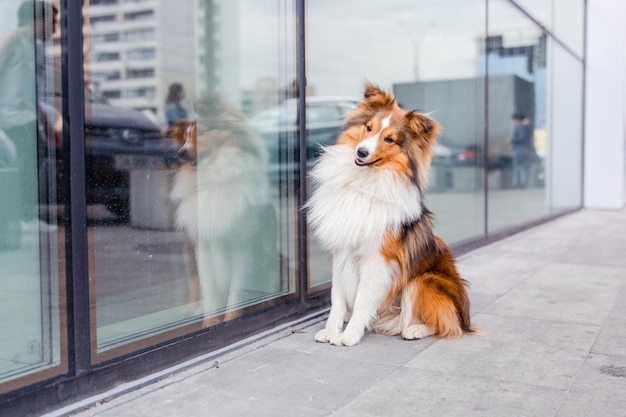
[87,0,197,123]
[87,0,243,123]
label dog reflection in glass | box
[167,94,279,324]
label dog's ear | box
[362,82,396,109]
[405,111,440,143]
[364,82,385,99]
[166,121,190,144]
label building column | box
[584,0,626,209]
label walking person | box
[510,112,534,188]
[165,83,188,127]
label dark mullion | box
[484,0,489,238]
[61,0,91,375]
[295,0,309,303]
[580,0,587,210]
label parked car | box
[434,139,512,170]
[249,96,360,186]
[52,91,178,220]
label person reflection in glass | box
[510,112,534,188]
[0,1,58,232]
[168,93,279,323]
[164,82,188,127]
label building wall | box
[584,0,626,209]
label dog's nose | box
[356,147,369,159]
[178,148,195,162]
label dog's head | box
[166,93,266,166]
[338,82,441,190]
[167,120,197,165]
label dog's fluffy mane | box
[307,83,441,252]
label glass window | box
[92,70,121,81]
[125,86,155,98]
[92,0,119,5]
[486,0,551,232]
[549,43,583,212]
[91,32,120,44]
[513,0,551,30]
[94,51,120,62]
[124,11,153,21]
[90,15,116,25]
[307,0,487,288]
[83,0,296,359]
[127,47,155,60]
[125,27,154,41]
[127,68,154,79]
[553,0,584,58]
[0,0,65,392]
[102,89,122,99]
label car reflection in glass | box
[249,96,359,187]
[249,96,452,191]
[53,90,178,221]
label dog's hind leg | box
[412,272,469,339]
[375,288,435,339]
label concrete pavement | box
[53,207,626,417]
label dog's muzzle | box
[355,147,380,166]
[178,148,197,165]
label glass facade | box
[83,0,297,361]
[0,0,65,394]
[487,0,551,230]
[0,0,587,414]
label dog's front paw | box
[329,328,363,346]
[402,324,434,340]
[315,328,339,343]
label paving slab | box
[482,263,626,325]
[404,313,599,390]
[86,383,326,417]
[177,346,394,413]
[333,367,564,417]
[555,353,626,417]
[591,317,626,357]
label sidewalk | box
[58,207,626,417]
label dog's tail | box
[412,271,474,338]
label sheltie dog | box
[167,94,279,319]
[307,83,474,346]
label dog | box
[306,83,474,346]
[167,94,279,319]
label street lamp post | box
[399,20,436,82]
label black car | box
[53,93,177,220]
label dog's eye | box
[366,125,372,132]
[384,136,394,143]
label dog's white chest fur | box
[307,144,422,253]
[170,146,269,242]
